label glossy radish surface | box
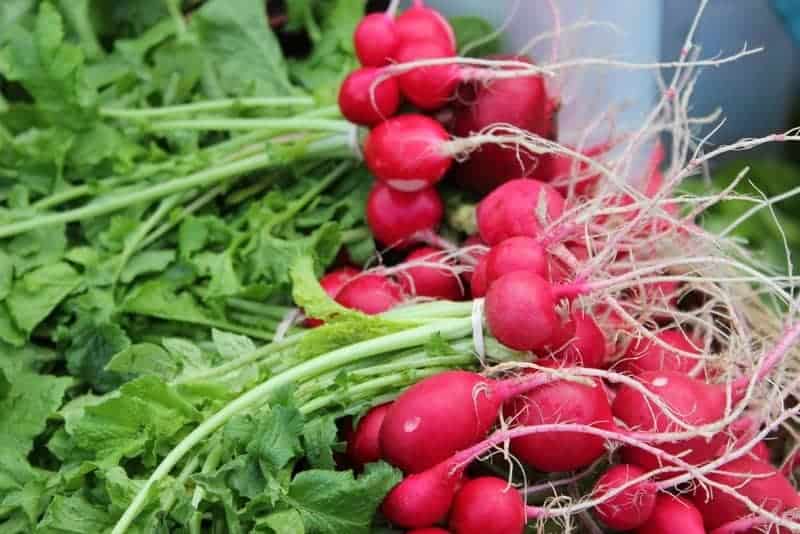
[398,247,463,301]
[469,254,489,298]
[477,179,566,245]
[304,266,361,327]
[617,330,701,376]
[366,182,443,247]
[395,5,456,54]
[637,495,705,534]
[335,274,403,315]
[448,477,525,534]
[551,311,606,368]
[484,236,549,284]
[395,40,460,111]
[381,460,464,529]
[354,13,398,66]
[346,403,391,470]
[593,464,657,530]
[338,67,400,126]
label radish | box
[366,182,443,247]
[364,115,452,192]
[335,274,403,315]
[593,464,657,530]
[617,330,701,376]
[354,13,398,67]
[484,236,549,285]
[548,310,606,368]
[469,254,489,298]
[690,455,800,530]
[379,370,554,473]
[452,56,556,193]
[395,40,459,111]
[476,179,566,245]
[408,529,451,534]
[461,233,487,286]
[338,67,400,126]
[398,247,464,301]
[637,495,705,534]
[394,3,456,55]
[448,477,525,534]
[548,142,613,198]
[381,459,465,529]
[507,377,614,472]
[304,266,361,327]
[346,403,391,470]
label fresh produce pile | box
[2,1,800,533]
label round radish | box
[448,477,525,534]
[508,378,613,472]
[335,274,403,315]
[408,529,451,534]
[398,247,463,301]
[366,182,443,247]
[593,464,657,530]
[394,40,460,111]
[346,403,391,470]
[484,236,549,285]
[461,233,487,286]
[550,311,606,368]
[382,460,464,529]
[395,5,456,54]
[304,266,361,327]
[354,13,398,67]
[637,495,704,534]
[338,67,400,126]
[477,179,566,245]
[485,271,560,351]
[469,253,489,298]
[364,115,452,192]
[617,330,701,376]
[547,143,612,197]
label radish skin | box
[448,477,525,534]
[366,182,443,247]
[398,247,464,301]
[347,403,391,470]
[354,13,398,67]
[381,459,464,529]
[335,274,403,315]
[593,464,657,530]
[304,266,361,327]
[636,495,705,534]
[338,68,400,126]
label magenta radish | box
[448,477,525,534]
[593,464,658,530]
[690,455,800,531]
[549,311,606,368]
[354,13,398,67]
[469,254,489,298]
[381,459,465,529]
[461,233,487,286]
[395,40,460,111]
[364,115,452,192]
[335,274,403,315]
[394,4,456,54]
[507,377,613,472]
[379,370,554,473]
[304,266,361,327]
[484,236,549,284]
[366,182,443,247]
[338,67,400,126]
[637,495,704,534]
[547,142,613,197]
[398,247,464,301]
[408,529,451,534]
[476,179,566,245]
[346,403,391,470]
[617,330,701,376]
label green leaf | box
[248,405,305,473]
[105,342,177,378]
[285,462,401,534]
[451,16,502,56]
[0,305,25,347]
[0,250,12,300]
[302,416,337,470]
[6,262,81,335]
[35,494,114,534]
[213,329,257,360]
[259,509,305,534]
[119,250,176,284]
[65,322,131,393]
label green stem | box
[139,184,229,249]
[226,299,291,320]
[227,312,281,331]
[112,318,472,534]
[191,442,223,507]
[149,118,351,133]
[348,354,474,378]
[101,97,314,119]
[164,0,187,38]
[161,454,200,512]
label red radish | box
[484,271,561,351]
[508,378,613,472]
[750,440,771,463]
[690,456,800,530]
[335,274,403,315]
[476,179,566,245]
[484,236,549,284]
[548,142,613,197]
[593,464,657,530]
[452,56,556,193]
[395,40,459,111]
[305,266,361,327]
[364,115,452,192]
[338,68,400,126]
[448,477,525,534]
[409,530,451,534]
[366,182,443,247]
[637,495,704,534]
[354,13,398,67]
[382,459,465,529]
[379,370,554,473]
[549,242,590,283]
[461,233,487,286]
[346,403,391,470]
[617,330,701,376]
[395,4,456,54]
[398,247,464,301]
[469,254,489,298]
[549,311,606,368]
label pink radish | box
[304,266,361,327]
[690,455,800,531]
[381,459,465,529]
[548,142,613,197]
[448,477,526,534]
[346,403,391,470]
[354,13,398,67]
[398,247,464,301]
[395,4,456,55]
[338,67,400,126]
[335,274,403,315]
[366,182,443,247]
[637,495,704,534]
[379,370,554,473]
[364,115,452,192]
[548,311,606,368]
[484,236,549,284]
[469,254,489,298]
[507,377,614,472]
[461,233,487,286]
[476,179,566,245]
[617,330,701,376]
[593,464,658,530]
[408,529,451,534]
[395,40,459,110]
